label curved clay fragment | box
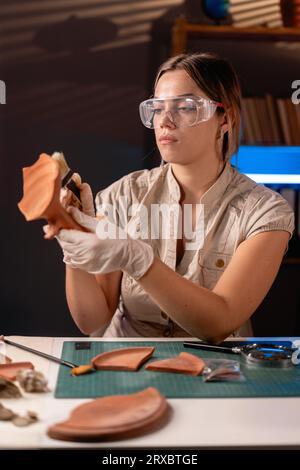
[145,352,205,376]
[0,362,34,381]
[91,347,155,371]
[17,153,85,239]
[47,387,169,442]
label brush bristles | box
[52,151,70,178]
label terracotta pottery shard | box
[0,362,34,381]
[91,346,155,371]
[47,387,169,442]
[145,352,205,376]
[17,153,85,239]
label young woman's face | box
[154,69,222,165]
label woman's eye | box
[178,106,196,112]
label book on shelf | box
[241,95,300,145]
[282,0,300,27]
[277,99,292,145]
[265,94,282,144]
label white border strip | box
[246,174,300,184]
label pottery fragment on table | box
[91,347,155,371]
[0,362,34,381]
[145,351,205,376]
[47,387,169,442]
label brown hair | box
[154,52,242,161]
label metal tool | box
[0,336,78,369]
[183,341,295,368]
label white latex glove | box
[56,207,155,280]
[44,179,96,241]
[79,182,95,217]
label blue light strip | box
[231,146,300,185]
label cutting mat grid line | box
[55,341,300,399]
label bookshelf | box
[172,17,300,55]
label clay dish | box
[146,351,205,376]
[0,362,34,381]
[47,387,169,442]
[91,347,155,371]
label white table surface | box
[1,336,300,450]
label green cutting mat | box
[55,341,300,399]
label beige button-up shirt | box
[94,162,294,338]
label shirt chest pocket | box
[198,251,232,289]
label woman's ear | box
[219,109,229,136]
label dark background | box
[0,0,299,336]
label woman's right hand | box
[60,173,95,217]
[79,182,95,217]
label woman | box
[54,52,294,341]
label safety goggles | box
[139,95,223,129]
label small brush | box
[0,336,94,376]
[52,151,82,208]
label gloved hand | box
[44,178,96,239]
[55,207,155,280]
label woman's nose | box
[159,110,176,129]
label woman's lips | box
[159,136,178,144]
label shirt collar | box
[166,161,233,207]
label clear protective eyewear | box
[139,95,223,129]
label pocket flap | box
[198,251,232,271]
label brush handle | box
[1,337,78,368]
[66,178,81,201]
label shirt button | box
[215,258,225,268]
[161,312,168,320]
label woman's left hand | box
[56,207,154,280]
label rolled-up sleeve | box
[242,186,295,241]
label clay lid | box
[91,346,155,371]
[47,387,169,442]
[145,352,205,376]
[0,362,34,381]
